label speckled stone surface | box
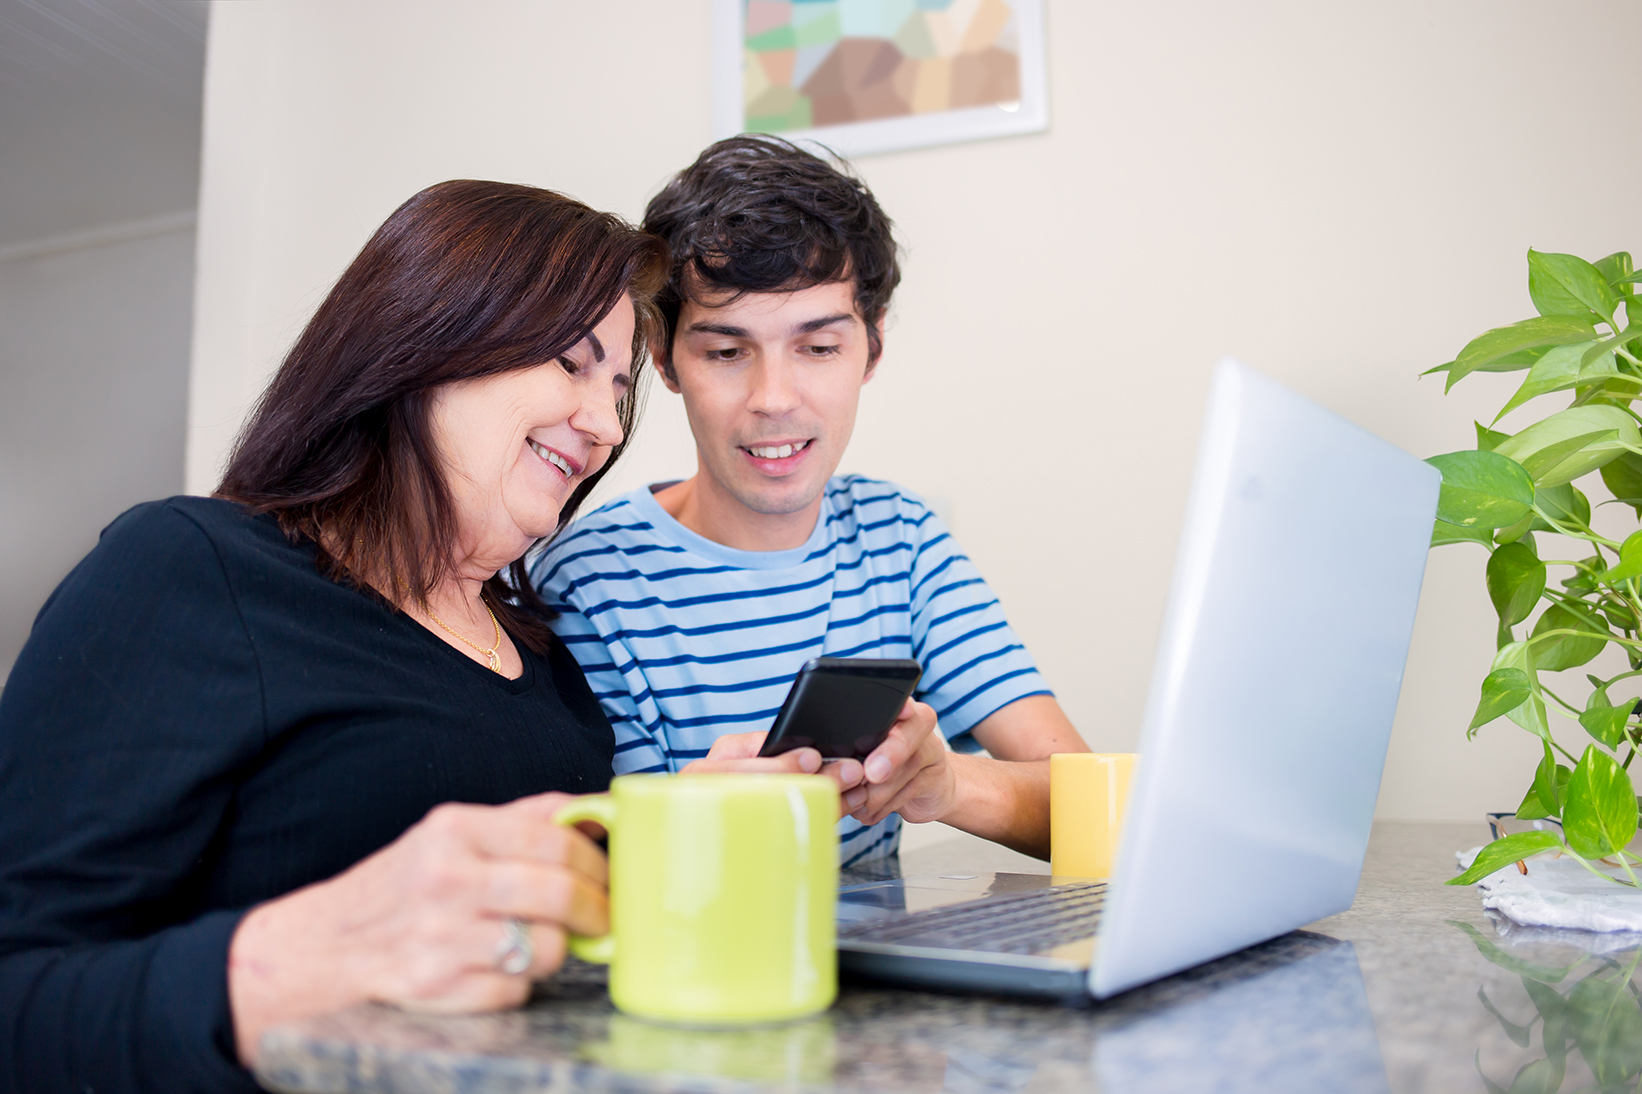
[255,822,1642,1093]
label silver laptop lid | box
[1090,360,1439,998]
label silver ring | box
[494,918,533,976]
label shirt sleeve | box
[534,541,668,776]
[0,502,266,1094]
[905,499,1052,752]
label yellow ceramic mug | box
[1050,753,1136,878]
[553,773,839,1025]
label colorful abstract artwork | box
[712,0,1047,157]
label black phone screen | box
[757,657,923,760]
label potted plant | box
[1433,248,1642,888]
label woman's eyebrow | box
[586,332,606,362]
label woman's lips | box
[527,437,579,478]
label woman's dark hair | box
[216,179,666,652]
[642,135,901,373]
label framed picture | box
[710,0,1048,158]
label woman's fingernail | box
[865,756,891,783]
[844,789,866,809]
[799,750,821,773]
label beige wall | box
[1,226,195,683]
[189,0,1642,821]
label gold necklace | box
[425,597,505,674]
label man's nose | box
[748,359,801,416]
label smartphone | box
[757,657,924,761]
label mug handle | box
[552,794,617,964]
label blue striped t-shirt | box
[529,476,1051,865]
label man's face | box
[663,280,878,521]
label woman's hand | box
[227,792,606,1067]
[845,699,956,826]
[681,731,866,811]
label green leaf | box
[1533,742,1564,816]
[1494,340,1606,421]
[1427,348,1549,380]
[1475,1051,1509,1094]
[1477,421,1511,452]
[1595,252,1635,294]
[1601,450,1642,519]
[1449,920,1580,982]
[1530,602,1610,672]
[1522,973,1570,1026]
[1477,985,1532,1046]
[1494,515,1534,546]
[1448,830,1565,885]
[1472,668,1534,731]
[1431,520,1494,548]
[1518,763,1570,820]
[1529,249,1622,322]
[1425,450,1536,528]
[1504,1056,1564,1094]
[1516,779,1552,820]
[1526,974,1573,1073]
[1602,599,1637,631]
[1521,429,1620,483]
[1494,405,1641,488]
[1445,314,1599,390]
[1567,971,1642,1088]
[1600,529,1642,585]
[1530,483,1590,531]
[1561,556,1603,595]
[1579,704,1631,749]
[1487,542,1546,626]
[1561,744,1639,858]
[1492,641,1550,737]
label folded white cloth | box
[1457,846,1642,933]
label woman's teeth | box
[748,440,810,460]
[528,439,573,476]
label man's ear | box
[652,338,682,393]
[863,309,888,383]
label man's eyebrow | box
[686,314,855,339]
[686,322,750,338]
[794,313,855,335]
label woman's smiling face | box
[429,295,636,574]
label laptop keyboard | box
[839,881,1107,955]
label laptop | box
[835,358,1440,1000]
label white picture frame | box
[710,0,1049,158]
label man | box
[532,136,1086,865]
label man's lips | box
[742,439,812,460]
[740,438,814,476]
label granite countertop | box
[255,822,1642,1093]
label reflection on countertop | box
[255,822,1641,1094]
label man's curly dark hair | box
[642,135,902,375]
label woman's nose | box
[572,385,624,448]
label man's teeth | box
[528,439,573,476]
[749,440,810,460]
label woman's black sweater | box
[0,497,613,1092]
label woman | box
[0,180,666,1092]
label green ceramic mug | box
[553,773,839,1025]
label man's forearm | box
[934,754,1052,860]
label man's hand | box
[681,731,866,809]
[846,699,957,826]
